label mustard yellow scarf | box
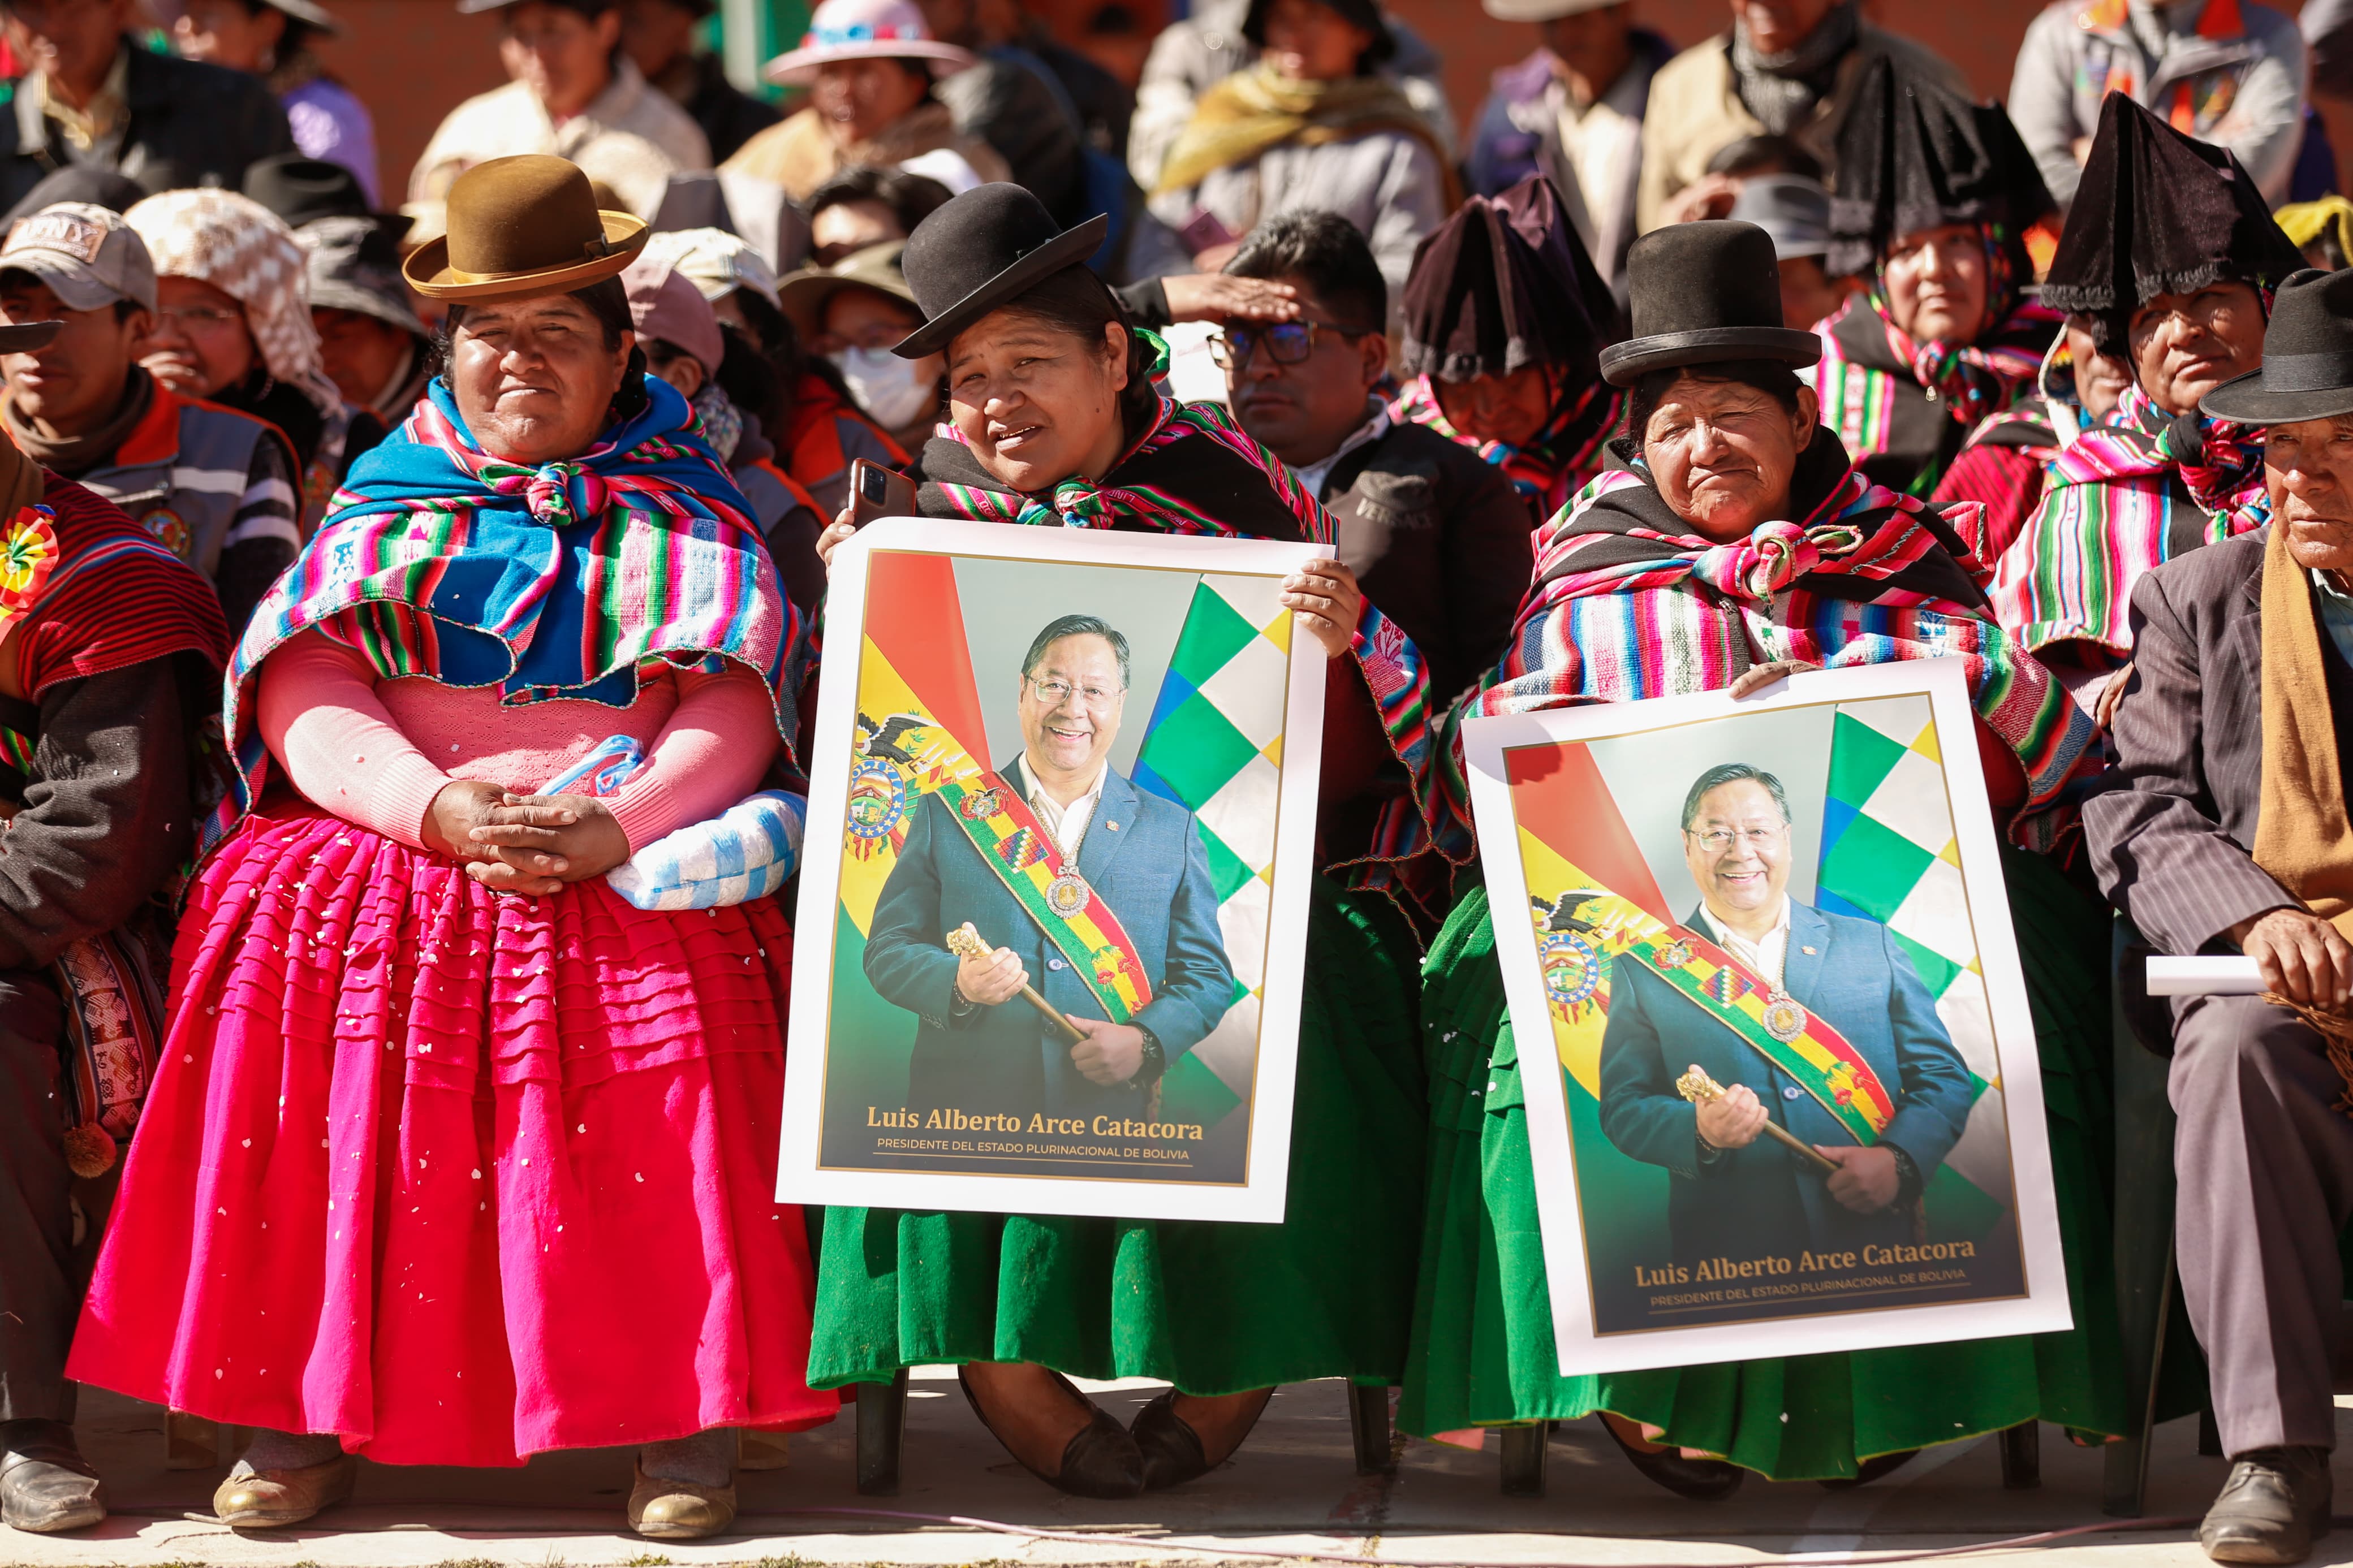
[2254,523,2353,937]
[1153,60,1456,202]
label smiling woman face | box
[447,290,634,465]
[945,307,1130,493]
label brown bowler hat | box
[402,155,647,301]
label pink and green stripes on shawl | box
[573,509,777,690]
[1815,351,1897,470]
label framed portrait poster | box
[1462,660,2073,1372]
[780,519,1331,1223]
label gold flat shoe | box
[627,1460,735,1540]
[213,1453,357,1528]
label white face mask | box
[831,345,936,430]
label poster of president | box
[1462,660,2072,1372]
[779,519,1330,1223]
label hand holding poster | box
[1463,660,2072,1372]
[781,519,1330,1223]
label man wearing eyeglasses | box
[1216,210,1531,865]
[865,613,1235,1120]
[1597,762,1974,1272]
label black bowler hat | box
[243,155,412,241]
[2202,268,2353,426]
[1597,221,1818,386]
[890,184,1108,360]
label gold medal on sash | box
[1762,990,1807,1042]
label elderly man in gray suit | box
[2085,266,2353,1566]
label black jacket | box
[0,45,292,215]
[671,50,780,166]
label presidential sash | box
[1530,869,1895,1145]
[937,772,1156,1026]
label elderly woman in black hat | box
[1391,219,2132,1493]
[1811,59,2060,547]
[1390,172,1622,526]
[810,182,1426,1498]
[1990,93,2305,695]
[67,155,828,1539]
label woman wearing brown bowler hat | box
[810,182,1426,1500]
[66,155,829,1539]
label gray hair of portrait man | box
[1022,614,1132,690]
[1679,762,1794,831]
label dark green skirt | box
[1397,848,2137,1479]
[808,877,1426,1396]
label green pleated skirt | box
[808,876,1427,1396]
[1397,847,2139,1479]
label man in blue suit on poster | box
[1598,763,1975,1267]
[865,613,1234,1116]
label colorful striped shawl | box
[1812,284,2062,499]
[209,374,801,853]
[1986,383,2268,660]
[1356,430,2097,902]
[1390,372,1623,521]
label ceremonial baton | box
[945,924,1090,1047]
[1675,1065,1841,1175]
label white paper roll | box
[2145,956,2265,995]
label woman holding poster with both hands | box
[1372,218,2139,1493]
[812,182,1428,1498]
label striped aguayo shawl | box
[1812,279,2063,500]
[1358,428,2100,892]
[208,373,801,853]
[1986,382,2268,660]
[1390,372,1624,521]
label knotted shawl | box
[207,373,801,854]
[1153,60,1455,202]
[1355,427,2098,902]
[1988,382,2268,658]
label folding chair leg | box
[856,1371,907,1496]
[1998,1421,2040,1489]
[2106,919,2183,1520]
[1347,1384,1393,1475]
[1499,1423,1546,1497]
[163,1411,219,1471]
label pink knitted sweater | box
[257,629,777,853]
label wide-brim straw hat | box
[762,0,974,87]
[401,155,646,301]
[776,240,919,340]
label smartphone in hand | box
[847,459,916,528]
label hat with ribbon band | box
[401,155,647,301]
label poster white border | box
[1462,660,2074,1373]
[779,517,1332,1223]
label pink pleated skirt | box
[68,803,832,1467]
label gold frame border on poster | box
[775,517,1337,1226]
[1460,660,2075,1375]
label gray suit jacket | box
[2083,528,2304,957]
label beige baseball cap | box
[0,203,158,314]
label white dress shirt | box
[1022,759,1109,862]
[1693,897,1793,990]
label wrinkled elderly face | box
[2266,413,2353,577]
[1682,777,1792,923]
[140,275,256,399]
[1882,223,1988,347]
[1641,373,1820,542]
[1433,364,1554,449]
[447,291,633,466]
[1016,632,1125,783]
[2127,280,2265,418]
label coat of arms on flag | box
[1460,660,2074,1372]
[781,520,1331,1224]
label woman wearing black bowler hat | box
[1386,219,2137,1493]
[810,182,1430,1498]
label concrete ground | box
[0,1371,2339,1567]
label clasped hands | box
[1692,1072,1902,1214]
[424,780,630,897]
[953,925,1146,1085]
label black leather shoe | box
[958,1368,1144,1499]
[1597,1413,1744,1500]
[0,1420,105,1533]
[1819,1450,1920,1489]
[2200,1446,2333,1564]
[1131,1389,1273,1491]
